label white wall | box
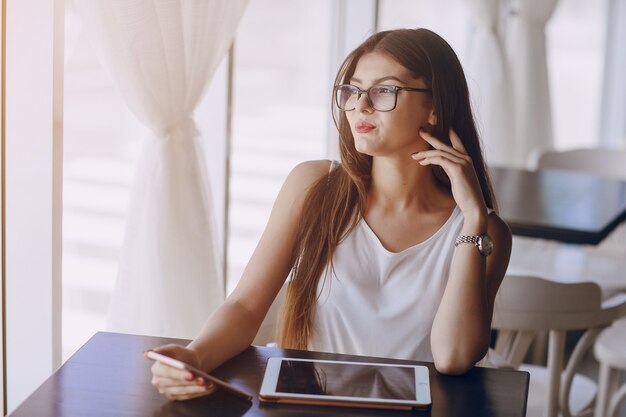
[5,0,63,412]
[1,1,5,412]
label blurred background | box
[62,0,608,360]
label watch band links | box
[455,235,478,247]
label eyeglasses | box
[334,84,432,112]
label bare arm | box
[414,128,512,374]
[430,212,511,374]
[150,160,331,400]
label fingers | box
[413,129,471,168]
[153,376,213,391]
[151,360,194,381]
[159,382,216,401]
[150,344,186,358]
[415,154,470,175]
[412,130,473,175]
[413,149,466,165]
[448,128,467,153]
[418,129,469,160]
[414,128,486,214]
[151,364,216,401]
[148,345,216,401]
[151,364,197,384]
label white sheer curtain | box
[506,0,559,167]
[74,0,248,338]
[464,0,515,167]
[599,0,626,148]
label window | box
[62,0,336,358]
[378,0,470,63]
[227,0,334,291]
[63,4,145,360]
[547,0,608,149]
[378,0,609,151]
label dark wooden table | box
[9,332,529,417]
[490,166,626,244]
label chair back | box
[493,275,605,335]
[492,275,626,417]
[534,148,626,180]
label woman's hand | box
[147,344,216,401]
[412,128,487,222]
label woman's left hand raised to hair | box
[411,129,487,223]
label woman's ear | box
[428,109,437,126]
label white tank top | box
[309,206,464,362]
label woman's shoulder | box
[274,160,335,209]
[285,159,335,188]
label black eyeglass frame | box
[334,84,432,112]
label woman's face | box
[344,52,435,158]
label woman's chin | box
[354,146,376,157]
[354,138,378,155]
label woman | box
[149,28,512,400]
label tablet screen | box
[275,360,416,400]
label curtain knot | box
[156,117,199,142]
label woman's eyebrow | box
[350,75,407,84]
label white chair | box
[594,319,626,417]
[532,147,626,181]
[492,274,626,417]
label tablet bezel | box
[259,357,431,410]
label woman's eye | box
[374,86,395,94]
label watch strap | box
[454,235,479,247]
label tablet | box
[259,357,431,410]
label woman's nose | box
[354,92,373,112]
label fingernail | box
[411,152,420,159]
[195,377,205,385]
[185,372,194,381]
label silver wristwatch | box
[454,234,494,256]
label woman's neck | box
[368,156,453,213]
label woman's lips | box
[355,121,376,133]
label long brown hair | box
[278,28,497,349]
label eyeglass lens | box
[335,85,397,112]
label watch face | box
[478,234,494,256]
